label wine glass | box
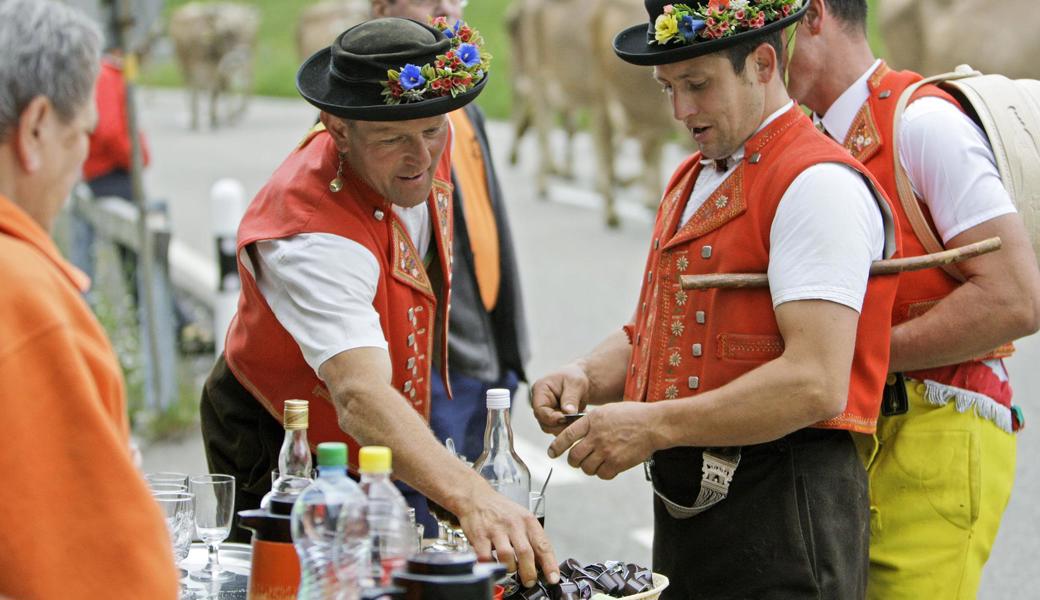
[146,471,190,488]
[425,439,470,552]
[189,474,236,582]
[153,491,195,575]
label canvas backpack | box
[892,64,1040,281]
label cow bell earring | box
[329,152,346,193]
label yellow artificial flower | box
[655,13,679,44]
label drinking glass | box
[189,474,236,582]
[153,491,195,574]
[146,471,190,488]
[529,491,546,529]
[148,482,188,493]
[425,442,470,553]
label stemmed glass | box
[425,439,470,552]
[146,471,190,488]
[189,474,236,582]
[153,491,195,576]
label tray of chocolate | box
[505,559,669,600]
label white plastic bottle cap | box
[486,388,511,409]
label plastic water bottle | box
[358,446,414,587]
[292,442,369,600]
[472,389,531,507]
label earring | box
[329,152,346,192]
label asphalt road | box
[136,89,1039,597]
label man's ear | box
[802,0,825,35]
[14,96,51,174]
[319,112,352,153]
[752,43,778,84]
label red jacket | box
[623,106,901,434]
[846,63,1012,407]
[224,127,454,470]
[83,58,150,181]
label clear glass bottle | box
[262,399,313,509]
[358,446,413,588]
[472,389,531,507]
[291,442,369,600]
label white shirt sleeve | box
[768,163,884,312]
[899,97,1016,243]
[249,233,389,375]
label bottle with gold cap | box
[261,399,313,508]
[358,446,413,587]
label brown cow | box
[295,0,369,62]
[169,2,260,130]
[881,0,1038,79]
[509,0,683,227]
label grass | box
[140,0,515,117]
[141,0,883,121]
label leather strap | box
[891,68,984,282]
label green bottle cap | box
[316,442,347,467]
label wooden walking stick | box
[680,237,1003,291]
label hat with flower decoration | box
[614,0,808,66]
[296,17,490,121]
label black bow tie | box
[713,159,728,173]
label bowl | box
[590,573,669,600]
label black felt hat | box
[614,0,809,66]
[296,17,488,121]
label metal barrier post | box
[211,178,246,356]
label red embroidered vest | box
[623,106,901,434]
[844,63,1012,406]
[224,127,454,470]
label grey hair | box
[0,0,103,141]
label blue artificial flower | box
[457,43,480,68]
[679,15,705,41]
[443,20,461,39]
[399,64,426,91]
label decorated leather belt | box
[644,447,741,520]
[506,559,655,599]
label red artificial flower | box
[782,4,792,16]
[706,17,716,27]
[753,13,766,27]
[708,0,728,10]
[432,16,448,28]
[436,59,445,68]
[389,81,403,97]
[458,26,473,41]
[735,9,745,20]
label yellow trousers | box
[855,378,1016,600]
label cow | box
[508,0,683,227]
[295,0,369,62]
[881,0,1038,79]
[168,2,260,130]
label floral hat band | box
[382,17,491,105]
[613,0,808,66]
[650,0,803,44]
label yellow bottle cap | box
[359,446,392,473]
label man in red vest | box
[200,17,558,588]
[370,0,531,537]
[533,1,899,597]
[785,1,1040,598]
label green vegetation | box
[140,0,515,117]
[142,0,883,121]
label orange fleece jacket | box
[0,193,178,599]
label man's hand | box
[456,483,559,588]
[530,363,592,435]
[546,402,661,480]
